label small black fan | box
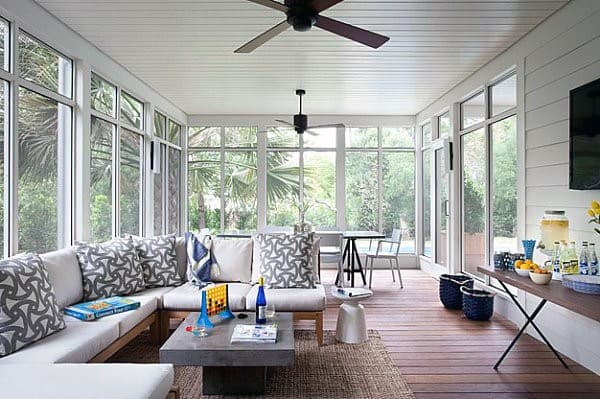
[276,89,344,135]
[235,0,389,53]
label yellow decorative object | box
[588,200,600,236]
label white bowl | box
[515,268,530,277]
[529,271,552,285]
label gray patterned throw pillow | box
[131,234,182,288]
[76,238,145,301]
[0,253,66,357]
[257,233,316,289]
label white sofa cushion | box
[0,254,66,357]
[41,247,83,309]
[162,282,251,311]
[211,238,253,283]
[0,319,118,364]
[245,284,326,312]
[0,363,174,399]
[174,236,188,280]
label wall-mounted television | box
[569,77,600,190]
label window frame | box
[458,71,518,281]
[0,21,76,255]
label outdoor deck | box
[315,269,600,399]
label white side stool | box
[331,287,373,344]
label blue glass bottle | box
[256,277,267,324]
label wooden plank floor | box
[310,269,600,399]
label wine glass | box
[265,304,276,320]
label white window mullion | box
[377,127,383,233]
[219,126,225,232]
[335,124,345,230]
[257,124,267,230]
[7,20,19,255]
[74,60,91,243]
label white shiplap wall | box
[417,0,600,374]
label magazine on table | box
[230,324,277,344]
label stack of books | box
[332,287,372,298]
[230,324,277,344]
[64,297,140,321]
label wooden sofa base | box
[89,312,160,363]
[161,310,324,346]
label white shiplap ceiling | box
[35,0,568,115]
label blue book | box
[64,297,140,321]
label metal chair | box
[316,232,344,287]
[364,228,403,289]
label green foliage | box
[18,179,57,253]
[463,176,485,234]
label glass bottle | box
[579,242,589,275]
[255,277,267,324]
[568,241,578,274]
[559,240,570,276]
[548,241,561,274]
[589,243,598,276]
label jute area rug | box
[109,330,416,399]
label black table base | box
[335,238,367,287]
[495,280,569,370]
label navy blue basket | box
[439,274,474,310]
[461,286,495,321]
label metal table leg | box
[351,239,367,286]
[494,280,569,370]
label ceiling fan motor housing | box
[285,0,317,32]
[294,114,308,134]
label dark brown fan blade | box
[310,0,344,13]
[315,15,389,48]
[275,119,299,129]
[234,21,290,53]
[245,0,288,13]
[307,123,345,129]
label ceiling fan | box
[275,89,344,135]
[235,0,389,53]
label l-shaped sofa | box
[0,236,327,399]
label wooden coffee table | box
[159,312,294,395]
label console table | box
[477,266,600,370]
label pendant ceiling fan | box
[275,89,344,135]
[235,0,389,53]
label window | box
[90,74,154,240]
[266,126,336,230]
[168,120,181,146]
[438,112,451,139]
[18,31,72,98]
[492,116,518,253]
[154,112,166,140]
[461,91,485,130]
[422,151,432,256]
[119,129,143,235]
[491,74,517,116]
[120,91,143,130]
[461,128,486,278]
[459,72,517,279]
[188,126,257,233]
[0,18,8,71]
[17,87,72,253]
[346,127,416,252]
[91,73,116,118]
[90,117,114,242]
[153,111,182,235]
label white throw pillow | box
[211,239,253,283]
